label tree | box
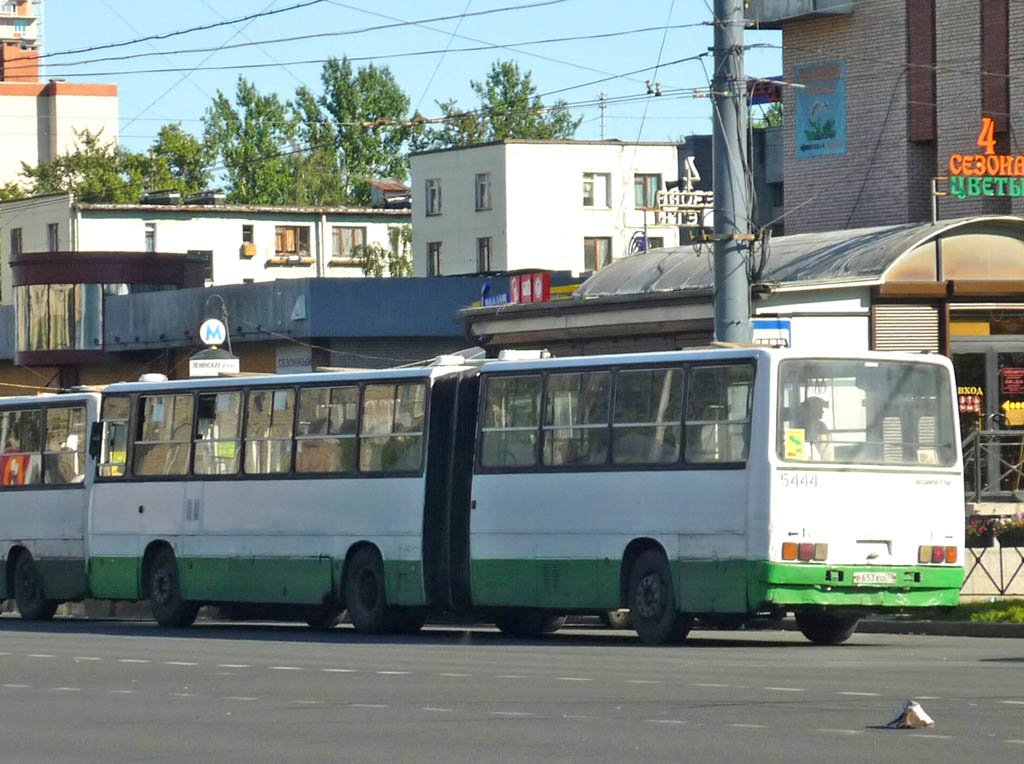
[0,182,25,201]
[318,57,411,205]
[20,128,164,203]
[753,102,783,128]
[289,86,346,206]
[149,123,214,197]
[203,77,295,205]
[354,241,412,277]
[414,60,581,150]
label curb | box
[780,617,1024,639]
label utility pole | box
[598,92,607,140]
[712,0,752,343]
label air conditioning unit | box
[239,243,257,257]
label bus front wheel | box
[14,553,58,621]
[628,550,692,645]
[147,549,199,628]
[795,611,859,645]
[344,547,389,634]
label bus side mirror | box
[88,422,102,459]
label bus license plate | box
[852,571,897,586]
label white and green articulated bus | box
[1,391,99,619]
[86,364,473,631]
[465,347,965,645]
[78,346,963,645]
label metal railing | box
[962,429,1024,503]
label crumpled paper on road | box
[886,700,935,729]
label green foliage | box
[150,123,214,197]
[414,59,580,150]
[753,102,783,129]
[0,181,26,201]
[20,128,166,203]
[318,57,411,205]
[203,76,296,205]
[290,86,346,206]
[355,228,411,277]
[937,599,1024,624]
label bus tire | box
[306,607,344,630]
[344,547,389,634]
[493,610,564,637]
[14,553,58,621]
[628,550,691,645]
[147,548,199,628]
[795,611,859,645]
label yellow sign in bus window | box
[785,428,806,460]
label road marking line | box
[1006,740,1024,744]
[908,734,952,739]
[293,700,321,705]
[626,680,661,685]
[323,668,355,673]
[74,657,102,661]
[3,684,30,688]
[53,687,81,692]
[423,707,453,712]
[731,724,769,729]
[1001,700,1024,705]
[171,693,196,697]
[817,729,862,735]
[110,690,137,694]
[0,652,11,656]
[692,683,729,688]
[764,686,804,692]
[377,671,410,675]
[270,666,302,671]
[166,661,199,666]
[916,696,940,700]
[350,703,389,709]
[224,696,257,701]
[557,677,593,682]
[646,719,687,725]
[496,674,525,679]
[439,673,469,677]
[837,691,880,697]
[118,659,149,664]
[564,714,600,720]
[490,711,532,717]
[29,654,55,658]
[218,664,250,668]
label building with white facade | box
[0,192,412,304]
[1,2,119,188]
[410,140,683,277]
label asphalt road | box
[0,616,1021,764]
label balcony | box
[745,0,853,29]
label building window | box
[332,226,366,260]
[144,222,155,252]
[477,237,492,272]
[427,242,442,276]
[583,237,612,271]
[475,173,492,211]
[274,225,310,257]
[634,173,662,208]
[647,236,664,250]
[241,224,254,244]
[187,250,214,282]
[10,227,22,257]
[47,223,58,252]
[583,172,610,208]
[425,178,442,216]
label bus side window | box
[543,371,610,467]
[244,389,295,475]
[134,394,194,477]
[0,408,42,487]
[612,367,683,465]
[194,391,242,475]
[296,386,358,473]
[684,364,753,464]
[479,375,541,469]
[44,406,87,484]
[359,382,425,473]
[98,396,130,478]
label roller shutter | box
[872,304,939,352]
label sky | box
[39,0,782,156]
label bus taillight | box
[783,542,828,561]
[918,546,957,564]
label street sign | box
[199,318,227,346]
[189,356,240,377]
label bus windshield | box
[777,358,957,467]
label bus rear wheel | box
[795,611,859,645]
[14,552,58,621]
[148,549,199,628]
[344,547,389,634]
[493,610,565,637]
[628,550,692,645]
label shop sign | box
[509,273,551,304]
[1000,367,1024,395]
[794,61,846,159]
[948,118,1024,198]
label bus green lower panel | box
[675,560,749,613]
[470,558,620,609]
[749,562,964,609]
[88,556,141,600]
[383,559,426,607]
[35,559,89,601]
